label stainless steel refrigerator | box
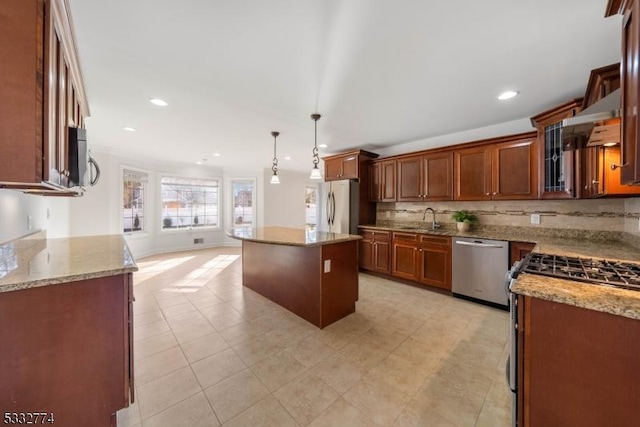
[319,179,359,235]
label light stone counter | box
[227,226,362,247]
[0,232,138,293]
[359,223,640,319]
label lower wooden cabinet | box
[359,229,391,274]
[510,241,536,266]
[518,295,640,426]
[0,273,134,426]
[388,231,452,291]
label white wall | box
[263,169,319,228]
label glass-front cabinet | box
[530,100,582,199]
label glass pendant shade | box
[270,173,280,184]
[309,167,322,180]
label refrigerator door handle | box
[331,192,336,226]
[326,191,332,227]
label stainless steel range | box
[505,252,640,426]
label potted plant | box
[452,210,477,232]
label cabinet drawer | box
[392,232,418,242]
[419,235,451,246]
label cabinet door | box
[396,156,422,201]
[541,122,575,198]
[369,162,381,201]
[374,240,391,274]
[454,146,492,200]
[423,152,453,201]
[380,160,396,201]
[392,232,419,281]
[493,138,538,199]
[621,1,640,184]
[324,158,343,181]
[418,245,451,290]
[341,155,358,179]
[359,237,375,271]
[602,146,640,195]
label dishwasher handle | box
[455,240,505,249]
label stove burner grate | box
[520,253,640,291]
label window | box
[161,176,219,229]
[305,186,318,229]
[123,168,148,233]
[231,179,254,227]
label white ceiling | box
[68,0,622,173]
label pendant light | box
[270,131,280,184]
[310,113,322,180]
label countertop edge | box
[226,227,362,247]
[2,266,139,293]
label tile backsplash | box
[377,198,639,234]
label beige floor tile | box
[250,350,308,392]
[365,353,433,397]
[191,348,247,389]
[181,332,230,363]
[155,294,191,308]
[136,366,202,419]
[161,301,198,318]
[134,319,171,342]
[392,337,446,370]
[142,392,220,427]
[172,319,217,345]
[373,311,424,335]
[340,340,390,372]
[394,398,458,427]
[286,335,336,368]
[207,309,246,331]
[133,298,160,315]
[164,310,207,329]
[134,309,165,327]
[263,323,310,348]
[308,352,366,394]
[134,331,179,361]
[307,397,375,427]
[351,324,409,352]
[217,321,270,347]
[232,334,286,366]
[273,371,340,425]
[204,369,269,423]
[413,374,488,426]
[135,345,189,386]
[116,400,141,427]
[223,395,298,427]
[343,376,411,426]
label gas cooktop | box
[520,252,640,292]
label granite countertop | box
[0,232,138,293]
[227,226,362,247]
[359,223,640,320]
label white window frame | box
[122,167,149,236]
[227,177,257,229]
[159,175,221,232]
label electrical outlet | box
[531,213,541,225]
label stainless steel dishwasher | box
[452,237,509,307]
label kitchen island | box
[0,232,137,427]
[227,226,361,328]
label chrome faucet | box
[422,207,441,230]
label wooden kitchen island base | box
[232,227,360,329]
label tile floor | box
[118,247,511,427]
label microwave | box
[68,127,100,187]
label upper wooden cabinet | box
[396,151,453,202]
[530,100,582,199]
[608,0,640,184]
[454,133,538,200]
[0,0,89,194]
[580,145,640,197]
[322,149,378,181]
[370,159,396,202]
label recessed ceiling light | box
[284,156,291,160]
[319,144,328,148]
[149,98,168,106]
[212,153,221,157]
[123,127,136,132]
[195,161,202,165]
[497,91,519,100]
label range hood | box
[562,88,621,147]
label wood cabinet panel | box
[493,138,538,199]
[396,156,422,201]
[423,151,453,200]
[454,146,492,200]
[370,160,396,201]
[359,229,391,274]
[520,296,640,426]
[509,241,535,266]
[392,240,419,281]
[322,150,379,182]
[374,240,391,273]
[324,157,343,181]
[620,0,640,184]
[0,0,88,194]
[0,274,132,426]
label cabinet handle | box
[611,163,628,171]
[492,192,497,195]
[63,169,70,177]
[565,188,572,194]
[592,180,599,185]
